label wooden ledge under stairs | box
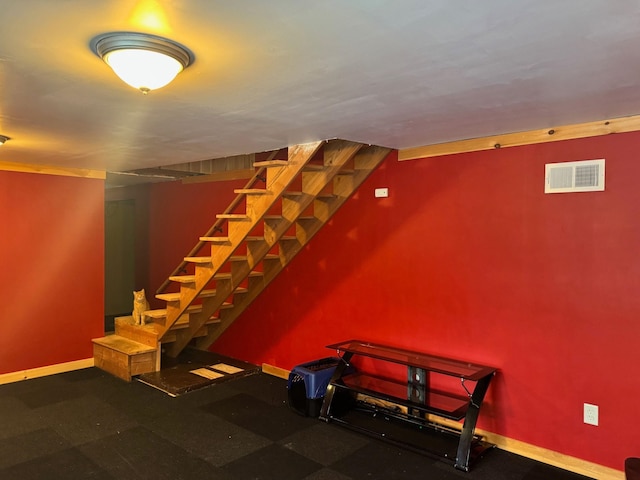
[94,139,394,381]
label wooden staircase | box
[93,139,393,381]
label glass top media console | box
[319,340,497,472]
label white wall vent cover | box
[544,159,605,194]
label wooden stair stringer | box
[195,144,393,349]
[163,140,368,356]
[162,272,257,357]
[154,150,285,295]
[154,141,324,341]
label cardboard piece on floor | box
[190,368,224,380]
[210,363,244,375]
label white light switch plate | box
[375,188,389,198]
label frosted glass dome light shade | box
[104,49,183,91]
[91,32,194,93]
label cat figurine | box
[132,289,150,326]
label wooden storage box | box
[92,335,159,382]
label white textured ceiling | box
[1,0,640,172]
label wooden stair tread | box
[144,309,169,319]
[253,160,288,167]
[214,272,263,280]
[156,289,216,302]
[245,236,266,242]
[114,315,159,330]
[145,305,203,318]
[156,292,179,301]
[282,191,306,197]
[155,285,248,303]
[216,214,249,219]
[170,316,221,330]
[234,189,271,195]
[200,236,231,243]
[157,302,232,313]
[184,256,213,263]
[169,275,196,283]
[92,335,157,355]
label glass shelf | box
[337,372,470,420]
[327,340,495,381]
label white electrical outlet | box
[584,403,599,426]
[375,188,389,198]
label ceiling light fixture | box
[90,32,194,94]
[0,135,9,146]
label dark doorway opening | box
[104,199,136,332]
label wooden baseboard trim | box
[261,363,290,380]
[487,434,624,480]
[398,114,640,161]
[422,414,623,479]
[0,358,95,385]
[261,363,623,479]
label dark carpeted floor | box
[0,367,593,480]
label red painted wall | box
[147,178,246,305]
[148,133,640,470]
[0,171,104,374]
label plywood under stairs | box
[137,348,260,396]
[94,139,393,381]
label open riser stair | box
[93,139,393,381]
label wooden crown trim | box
[0,161,105,179]
[398,114,640,161]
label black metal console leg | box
[454,373,494,471]
[319,352,353,421]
